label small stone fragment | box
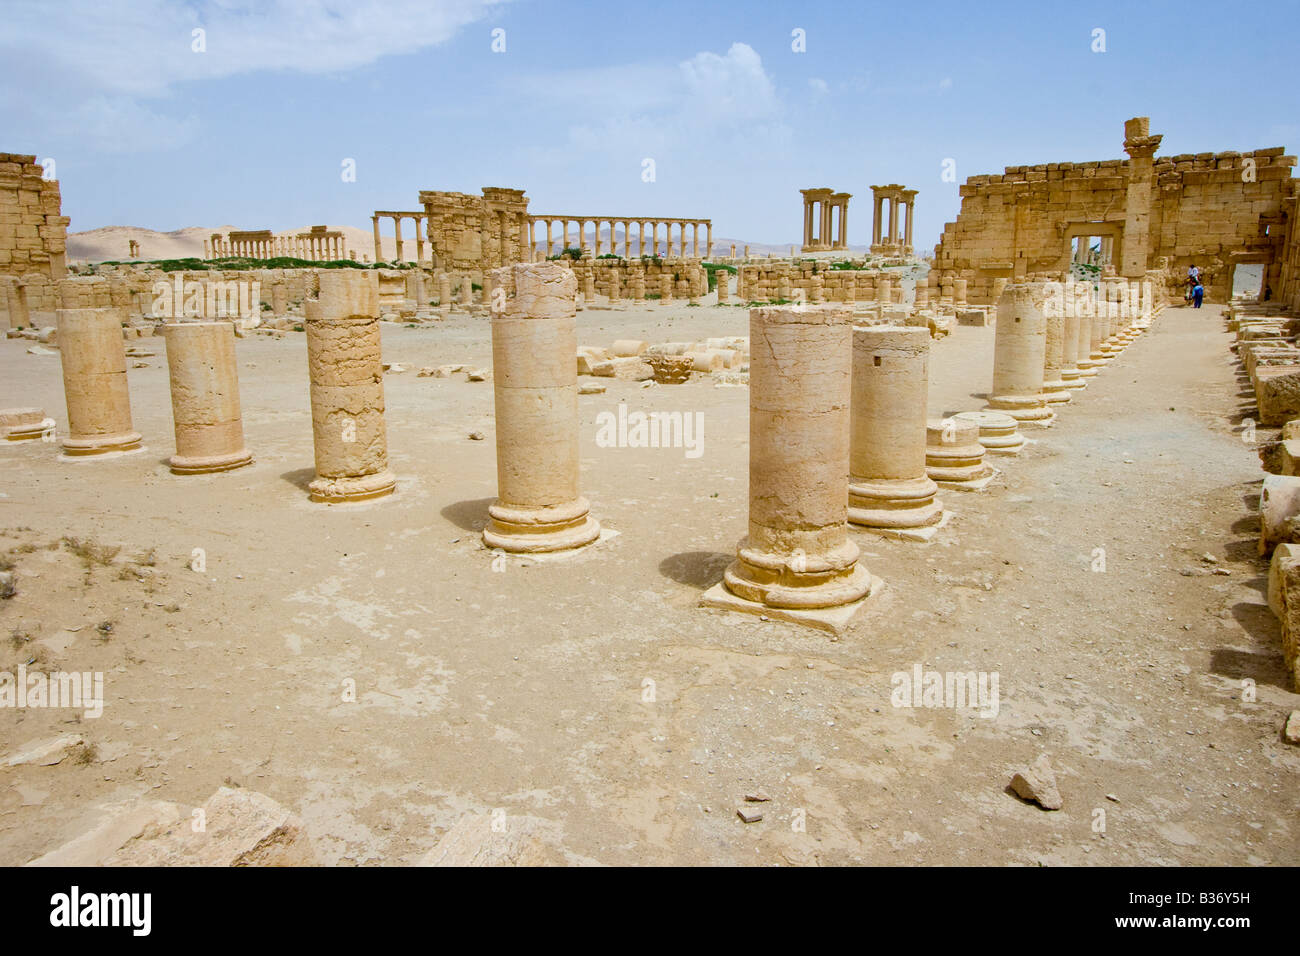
[1008,754,1062,810]
[737,807,763,823]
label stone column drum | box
[710,306,873,620]
[985,282,1054,425]
[483,262,600,553]
[303,271,396,503]
[952,410,1025,456]
[162,321,253,474]
[926,418,993,488]
[847,326,943,533]
[1059,283,1086,389]
[55,307,143,456]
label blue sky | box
[3,0,1295,250]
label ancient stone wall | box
[0,153,69,284]
[933,120,1296,305]
[419,187,529,279]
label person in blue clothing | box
[1193,282,1205,308]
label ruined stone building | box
[932,117,1297,304]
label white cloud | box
[809,77,829,96]
[1,0,511,96]
[679,43,779,122]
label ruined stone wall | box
[737,263,901,304]
[419,187,529,279]
[0,152,69,284]
[935,140,1296,305]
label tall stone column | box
[303,271,396,503]
[985,281,1054,425]
[162,321,253,474]
[803,200,813,249]
[1121,122,1163,277]
[702,305,874,632]
[820,203,832,250]
[716,265,728,303]
[55,307,143,456]
[888,198,899,246]
[706,222,713,259]
[848,326,943,537]
[483,262,600,553]
[393,218,404,265]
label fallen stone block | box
[416,813,562,866]
[1259,474,1300,555]
[101,787,315,866]
[1008,754,1062,810]
[610,339,648,357]
[1268,543,1300,692]
[956,308,992,327]
[1254,366,1300,426]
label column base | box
[308,469,396,504]
[169,448,254,475]
[847,476,944,531]
[701,562,882,637]
[722,537,872,610]
[985,397,1055,425]
[3,417,55,442]
[60,432,143,457]
[483,497,601,554]
[1041,381,1072,404]
[1060,369,1087,389]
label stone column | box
[303,271,396,503]
[161,321,253,474]
[1072,281,1099,375]
[1040,281,1072,404]
[703,305,873,629]
[985,281,1054,425]
[55,307,143,456]
[954,278,968,307]
[848,326,943,535]
[716,266,728,303]
[821,203,832,251]
[438,273,452,315]
[1059,281,1085,389]
[706,222,713,259]
[8,280,30,329]
[952,410,1025,456]
[484,262,600,553]
[803,199,813,249]
[888,198,899,247]
[878,277,892,305]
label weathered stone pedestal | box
[0,407,54,442]
[304,271,396,503]
[56,307,143,457]
[847,326,944,540]
[953,410,1025,456]
[483,262,600,554]
[985,282,1054,426]
[161,322,253,474]
[702,306,876,635]
[926,419,995,490]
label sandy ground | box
[0,301,1296,866]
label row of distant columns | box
[205,235,345,260]
[528,218,712,259]
[870,185,917,253]
[800,189,850,251]
[1074,235,1114,265]
[372,212,428,265]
